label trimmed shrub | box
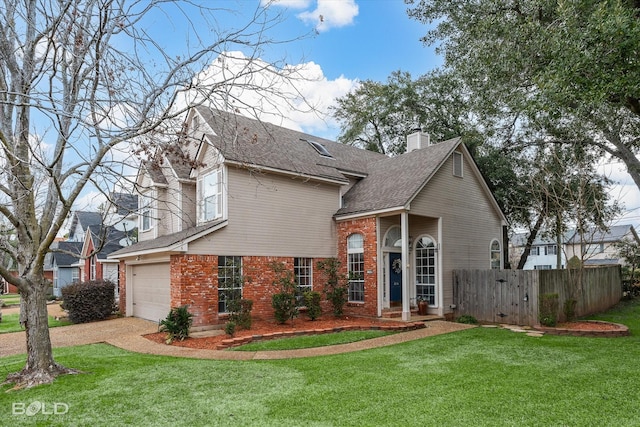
[159,305,193,344]
[456,314,478,324]
[270,262,299,324]
[316,258,348,317]
[227,298,253,330]
[61,280,115,324]
[539,293,559,327]
[304,291,322,320]
[225,321,237,336]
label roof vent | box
[305,139,333,158]
[407,131,430,152]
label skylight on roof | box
[305,139,333,158]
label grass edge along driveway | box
[2,299,640,426]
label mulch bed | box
[535,320,629,337]
[145,316,416,350]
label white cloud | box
[176,51,358,138]
[267,0,359,32]
[298,0,359,32]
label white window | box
[199,168,223,223]
[490,239,501,270]
[545,245,558,255]
[383,226,402,248]
[530,246,540,256]
[347,234,364,302]
[534,265,552,270]
[218,256,242,313]
[71,268,80,282]
[453,152,463,177]
[90,256,96,280]
[294,258,313,305]
[139,194,154,231]
[415,236,437,306]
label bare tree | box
[0,0,313,388]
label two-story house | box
[110,107,508,326]
[565,224,638,266]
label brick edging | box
[215,322,427,350]
[534,321,629,338]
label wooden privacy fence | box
[452,266,622,326]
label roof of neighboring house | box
[195,106,387,183]
[108,219,227,258]
[50,241,83,267]
[511,230,576,248]
[566,224,637,244]
[86,226,129,260]
[68,211,103,240]
[110,192,138,216]
[336,137,461,216]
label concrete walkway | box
[0,304,475,360]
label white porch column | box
[438,217,444,317]
[401,211,411,320]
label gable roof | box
[336,138,462,216]
[68,211,103,240]
[110,192,138,216]
[50,241,83,267]
[566,224,637,244]
[195,107,386,183]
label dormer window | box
[305,139,333,158]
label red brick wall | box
[170,254,218,327]
[336,217,378,317]
[118,260,126,314]
[164,255,334,327]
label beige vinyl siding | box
[180,182,197,230]
[137,173,156,242]
[188,166,339,257]
[410,151,504,310]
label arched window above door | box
[383,226,402,248]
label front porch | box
[381,307,444,322]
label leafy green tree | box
[407,0,640,191]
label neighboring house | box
[510,231,572,270]
[511,224,638,269]
[48,241,83,297]
[565,224,638,266]
[110,108,508,325]
[67,211,103,242]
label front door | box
[389,252,402,304]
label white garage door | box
[131,263,171,322]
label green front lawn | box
[0,313,71,334]
[2,300,640,426]
[0,293,20,306]
[233,330,396,351]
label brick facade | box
[166,255,332,327]
[336,217,378,317]
[118,260,126,314]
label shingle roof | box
[566,224,636,244]
[108,220,226,257]
[142,160,169,185]
[336,138,462,216]
[195,107,386,183]
[111,193,138,216]
[50,241,83,267]
[68,211,103,240]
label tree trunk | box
[517,212,546,270]
[4,276,78,389]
